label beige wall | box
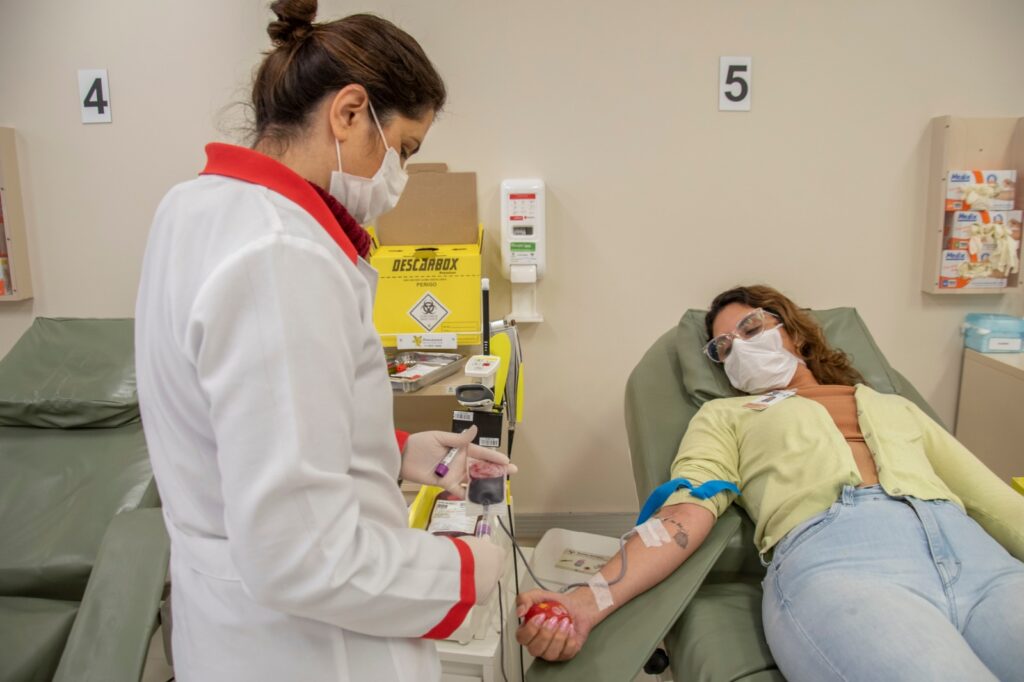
[2,0,1023,514]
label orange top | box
[797,384,880,486]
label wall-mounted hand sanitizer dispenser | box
[500,178,545,322]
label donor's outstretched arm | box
[515,502,716,662]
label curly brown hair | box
[705,285,866,387]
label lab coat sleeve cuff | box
[421,537,476,639]
[395,430,410,455]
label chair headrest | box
[0,318,139,428]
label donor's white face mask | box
[329,101,408,225]
[724,326,802,394]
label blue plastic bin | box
[963,313,1024,353]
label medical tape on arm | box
[634,517,671,547]
[587,572,614,612]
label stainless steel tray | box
[388,352,466,393]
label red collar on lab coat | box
[306,181,372,259]
[200,143,358,264]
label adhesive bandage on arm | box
[634,517,672,548]
[587,572,614,612]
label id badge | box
[743,389,796,411]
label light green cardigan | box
[665,384,1024,560]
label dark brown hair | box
[706,285,866,387]
[252,0,446,146]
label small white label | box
[78,69,112,123]
[453,411,474,422]
[509,241,538,265]
[395,333,457,350]
[507,192,538,221]
[988,337,1023,351]
[719,57,752,111]
[556,548,612,575]
[743,389,796,411]
[427,499,479,535]
[479,437,501,448]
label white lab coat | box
[135,144,474,681]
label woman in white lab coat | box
[135,3,509,680]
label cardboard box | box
[376,163,479,245]
[945,210,1023,240]
[938,249,1008,289]
[945,170,1017,211]
[369,164,482,348]
[941,210,1023,286]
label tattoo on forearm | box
[655,515,690,549]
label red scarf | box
[306,182,372,259]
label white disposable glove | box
[460,535,508,604]
[401,425,518,498]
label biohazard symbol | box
[408,293,449,331]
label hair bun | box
[268,0,317,46]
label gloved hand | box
[401,425,518,498]
[460,535,509,604]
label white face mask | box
[329,101,408,225]
[723,326,802,394]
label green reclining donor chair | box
[527,308,946,682]
[0,318,169,682]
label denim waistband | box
[761,485,896,567]
[839,484,890,504]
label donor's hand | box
[515,587,598,662]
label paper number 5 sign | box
[719,57,752,111]
[78,69,112,124]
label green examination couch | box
[527,308,945,682]
[0,318,168,682]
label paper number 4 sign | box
[78,69,112,124]
[719,57,752,112]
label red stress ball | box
[524,601,572,624]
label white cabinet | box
[955,349,1024,482]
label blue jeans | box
[762,485,1024,681]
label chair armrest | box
[53,508,170,682]
[526,507,744,682]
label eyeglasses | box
[703,308,781,363]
